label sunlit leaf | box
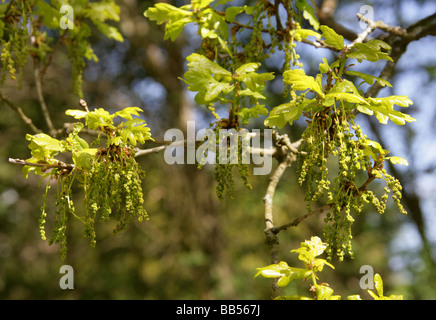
[144,3,191,25]
[320,25,344,50]
[114,107,142,120]
[386,156,409,166]
[66,109,88,119]
[296,0,320,30]
[283,69,324,97]
[26,133,65,160]
[345,70,392,87]
[73,148,97,170]
[374,273,383,297]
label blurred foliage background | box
[0,0,435,299]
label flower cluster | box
[297,106,407,260]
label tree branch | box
[263,159,288,298]
[262,131,303,298]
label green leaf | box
[238,89,266,100]
[225,6,244,22]
[264,99,311,128]
[182,54,232,103]
[369,95,413,108]
[362,139,388,160]
[66,109,88,119]
[35,0,60,29]
[255,262,311,288]
[85,108,114,130]
[319,58,330,74]
[366,96,416,125]
[85,1,121,22]
[255,261,291,278]
[386,156,409,166]
[345,70,392,87]
[144,3,191,25]
[347,40,393,63]
[187,53,232,79]
[73,148,97,171]
[325,92,368,104]
[357,104,374,115]
[374,273,384,297]
[144,3,192,41]
[66,132,89,152]
[165,17,194,41]
[237,105,268,125]
[235,62,260,75]
[296,0,320,30]
[200,8,229,40]
[320,25,344,50]
[291,236,328,263]
[283,69,324,97]
[92,20,124,42]
[328,79,361,95]
[293,28,321,42]
[315,285,340,300]
[191,0,215,10]
[120,119,153,146]
[364,39,392,51]
[114,107,142,120]
[237,71,275,92]
[26,133,64,160]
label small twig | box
[8,158,75,170]
[33,60,57,137]
[0,91,42,134]
[349,15,378,46]
[356,171,376,194]
[300,38,341,52]
[356,13,406,37]
[273,204,332,233]
[79,98,90,112]
[39,29,68,80]
[134,144,169,157]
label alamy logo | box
[359,5,374,30]
[59,265,74,289]
[359,265,374,289]
[60,5,74,30]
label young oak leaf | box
[25,133,65,160]
[265,98,313,128]
[254,261,312,287]
[296,0,320,30]
[144,3,192,41]
[365,96,416,125]
[237,105,268,125]
[347,40,393,63]
[345,70,392,88]
[181,53,232,103]
[114,106,142,120]
[320,25,344,50]
[367,273,403,300]
[283,69,324,97]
